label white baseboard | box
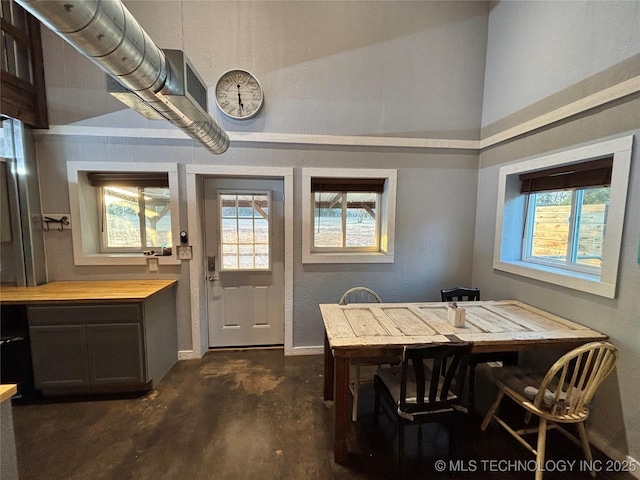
[627,456,640,479]
[182,346,322,358]
[286,346,324,356]
[589,430,640,478]
[177,350,194,360]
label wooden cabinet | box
[28,304,147,394]
[1,280,177,397]
[29,324,89,388]
[87,323,144,385]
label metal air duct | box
[16,0,229,154]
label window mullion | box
[138,187,146,249]
[251,194,257,269]
[341,193,347,248]
[522,194,535,260]
[566,190,580,265]
[235,196,240,267]
[375,192,380,249]
[99,187,107,252]
[569,189,584,265]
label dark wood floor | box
[11,348,636,479]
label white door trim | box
[185,165,294,357]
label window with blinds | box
[89,172,172,253]
[521,157,614,274]
[311,178,383,251]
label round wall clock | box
[215,69,264,120]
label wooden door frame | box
[185,165,294,358]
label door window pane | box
[219,192,271,270]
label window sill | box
[73,253,181,266]
[302,251,394,264]
[492,259,615,298]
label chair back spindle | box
[398,344,471,416]
[339,287,382,305]
[441,287,480,302]
[535,342,618,418]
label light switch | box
[177,245,193,260]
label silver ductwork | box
[16,0,229,154]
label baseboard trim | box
[627,456,640,479]
[589,429,640,477]
[177,350,194,360]
[287,346,324,356]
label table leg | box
[333,354,350,464]
[323,332,334,401]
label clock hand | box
[237,84,243,112]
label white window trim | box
[493,135,633,298]
[302,167,396,264]
[67,161,180,266]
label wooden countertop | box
[0,280,177,304]
[0,385,17,403]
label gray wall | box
[30,0,640,462]
[474,0,640,463]
[35,2,488,350]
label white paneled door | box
[204,178,285,347]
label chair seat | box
[492,365,583,411]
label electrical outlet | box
[147,257,159,273]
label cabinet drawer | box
[27,304,141,326]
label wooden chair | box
[440,286,480,302]
[481,341,618,480]
[339,287,399,421]
[374,343,472,478]
[441,286,517,410]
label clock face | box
[215,69,264,120]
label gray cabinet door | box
[87,323,145,385]
[29,325,90,388]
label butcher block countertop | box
[0,280,177,304]
[0,385,17,403]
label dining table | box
[320,299,608,463]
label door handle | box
[208,276,219,282]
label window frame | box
[67,162,180,266]
[302,168,396,264]
[311,191,381,253]
[98,185,173,254]
[521,188,607,277]
[493,135,633,298]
